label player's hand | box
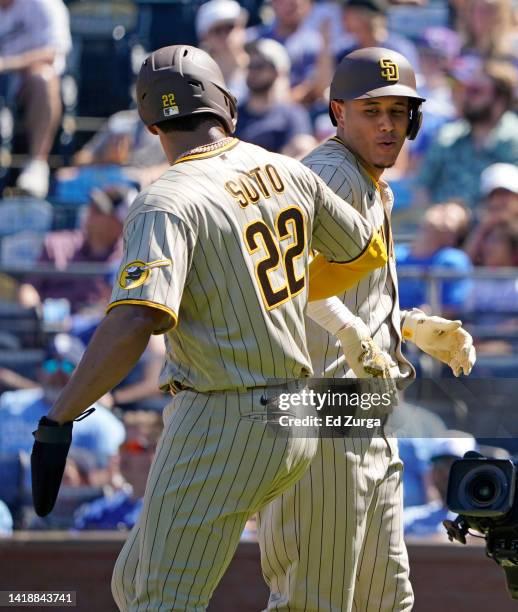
[31,416,73,517]
[336,319,397,379]
[401,309,476,376]
[31,407,96,517]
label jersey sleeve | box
[307,235,387,301]
[107,210,195,334]
[304,161,356,211]
[311,171,378,264]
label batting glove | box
[401,309,476,376]
[31,408,95,517]
[336,319,397,379]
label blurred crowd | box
[0,0,517,536]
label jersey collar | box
[173,137,239,165]
[329,136,381,191]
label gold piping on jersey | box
[106,299,178,333]
[173,138,239,165]
[307,231,387,301]
[330,136,381,191]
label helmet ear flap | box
[407,101,422,140]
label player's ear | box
[147,125,159,136]
[330,100,346,129]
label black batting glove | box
[31,408,95,517]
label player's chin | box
[373,159,396,170]
[373,152,400,169]
[373,144,402,167]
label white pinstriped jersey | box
[108,137,374,392]
[303,137,414,379]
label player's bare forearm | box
[47,305,170,424]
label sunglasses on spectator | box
[120,439,152,453]
[209,21,237,36]
[42,359,76,375]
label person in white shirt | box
[0,0,72,198]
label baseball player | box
[30,45,389,611]
[258,47,476,611]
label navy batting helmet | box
[136,45,237,133]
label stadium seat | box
[0,304,44,349]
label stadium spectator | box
[458,0,518,62]
[0,499,13,536]
[465,163,518,264]
[72,110,166,174]
[417,58,518,208]
[301,0,350,52]
[27,447,106,530]
[395,202,472,313]
[479,163,518,222]
[280,133,319,159]
[73,411,163,531]
[0,0,71,198]
[110,334,167,412]
[18,186,131,314]
[464,221,518,319]
[404,433,477,537]
[52,138,138,205]
[388,401,448,507]
[0,334,125,467]
[415,27,459,117]
[235,38,312,152]
[336,0,420,70]
[409,28,460,166]
[478,222,518,268]
[248,0,334,106]
[196,0,250,100]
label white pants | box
[112,388,317,611]
[258,434,414,611]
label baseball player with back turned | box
[258,47,477,611]
[29,45,390,611]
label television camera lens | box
[461,467,507,508]
[468,475,499,506]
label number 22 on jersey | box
[244,205,307,310]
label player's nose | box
[378,111,395,132]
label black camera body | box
[445,451,518,599]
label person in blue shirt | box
[0,334,125,466]
[0,499,13,536]
[388,401,448,507]
[336,0,420,72]
[416,57,518,208]
[73,411,163,530]
[404,434,477,537]
[235,38,313,153]
[395,202,473,313]
[246,0,333,105]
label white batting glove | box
[336,319,397,379]
[401,309,476,377]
